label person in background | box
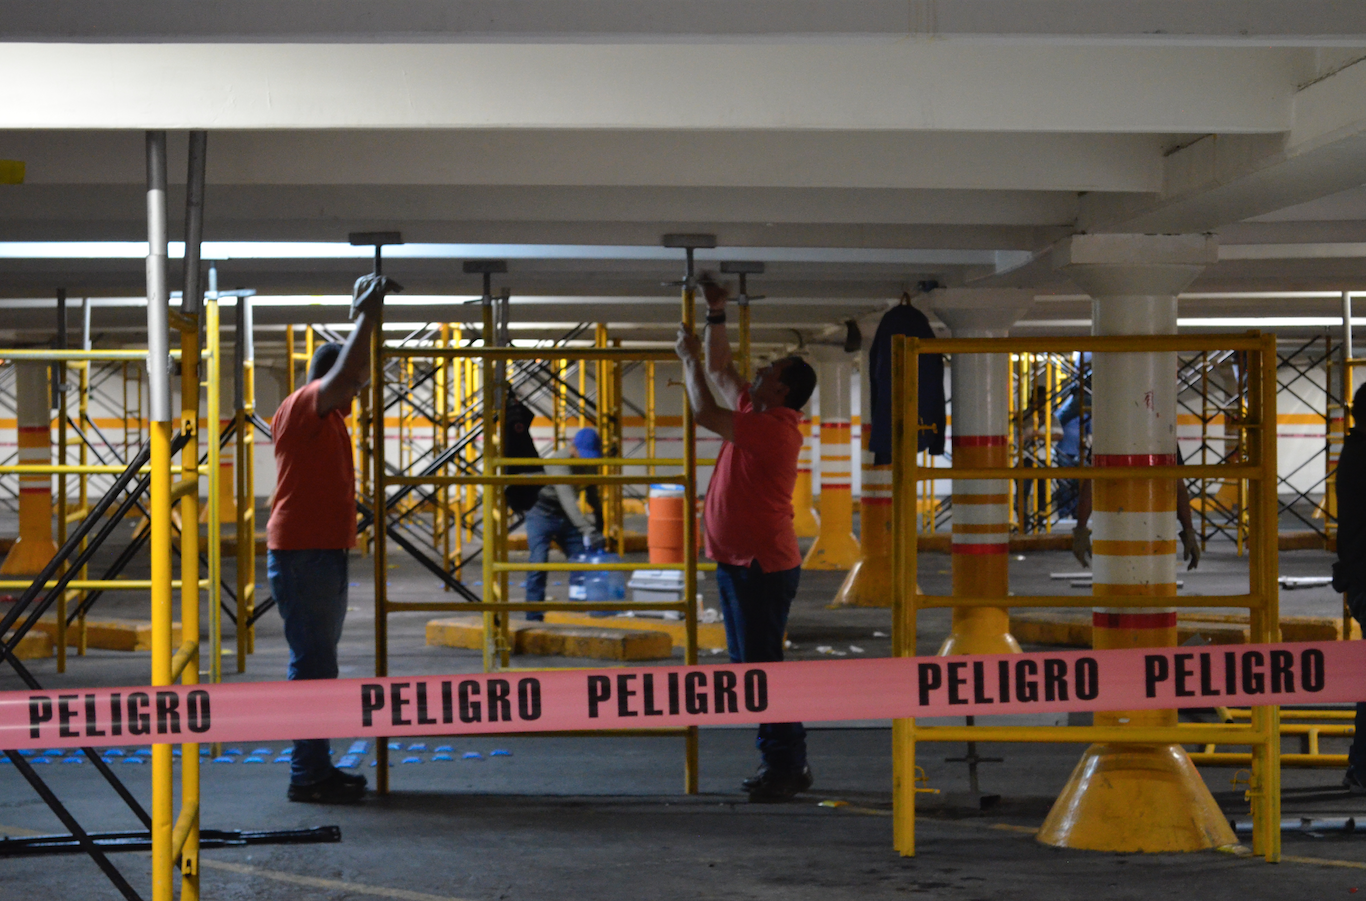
[676,273,818,802]
[1334,384,1366,792]
[1071,449,1201,571]
[268,274,393,804]
[523,427,604,621]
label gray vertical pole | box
[81,297,92,352]
[182,131,207,317]
[146,131,171,424]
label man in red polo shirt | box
[675,276,817,802]
[268,275,392,804]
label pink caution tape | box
[4,641,1362,751]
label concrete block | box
[31,617,182,652]
[0,629,53,660]
[543,611,727,651]
[426,615,673,661]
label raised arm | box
[675,323,735,443]
[700,275,745,408]
[316,304,377,416]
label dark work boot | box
[747,765,813,803]
[288,770,367,804]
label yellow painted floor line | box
[0,822,468,900]
[200,859,473,901]
[1282,854,1366,871]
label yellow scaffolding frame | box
[891,332,1282,862]
[370,333,708,790]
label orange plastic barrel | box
[647,485,693,563]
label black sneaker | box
[331,768,367,790]
[1344,768,1366,794]
[747,765,814,803]
[288,769,367,804]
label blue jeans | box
[716,560,806,772]
[268,549,349,786]
[524,507,585,620]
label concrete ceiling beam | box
[1079,57,1366,232]
[0,43,1301,132]
[3,129,1167,194]
[5,1,1366,45]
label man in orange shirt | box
[268,276,390,803]
[675,276,817,802]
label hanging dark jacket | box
[868,303,946,463]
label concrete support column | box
[1,362,57,576]
[931,289,1033,654]
[835,350,892,606]
[793,398,819,538]
[1039,233,1235,852]
[804,351,860,569]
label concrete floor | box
[2,519,1366,899]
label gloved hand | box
[1072,524,1091,568]
[581,528,603,551]
[351,273,403,320]
[1179,528,1201,571]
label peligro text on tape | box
[4,641,1361,751]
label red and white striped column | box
[1039,233,1234,852]
[805,353,861,569]
[931,290,1033,654]
[835,349,892,605]
[1,362,58,576]
[793,403,819,538]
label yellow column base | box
[830,554,894,606]
[937,607,1021,655]
[1037,742,1236,852]
[0,536,59,577]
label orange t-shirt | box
[703,388,803,572]
[268,380,356,550]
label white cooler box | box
[625,570,705,620]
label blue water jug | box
[583,550,627,616]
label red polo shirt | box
[268,380,357,550]
[704,388,803,572]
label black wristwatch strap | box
[706,312,726,325]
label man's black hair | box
[776,356,817,410]
[1354,382,1366,428]
[308,342,344,382]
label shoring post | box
[146,127,176,901]
[371,296,390,791]
[891,334,919,855]
[663,232,712,795]
[77,297,92,654]
[1249,333,1282,861]
[207,270,223,689]
[611,337,625,555]
[235,292,257,669]
[720,261,764,381]
[56,288,68,672]
[178,127,207,895]
[646,361,657,478]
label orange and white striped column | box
[793,406,819,538]
[1039,233,1233,853]
[805,354,860,569]
[932,290,1032,654]
[1,362,58,576]
[835,351,892,605]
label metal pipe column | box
[145,128,175,901]
[931,290,1033,654]
[1039,233,1234,853]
